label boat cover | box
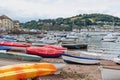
[43,45,67,51]
[0,42,30,47]
[26,46,64,57]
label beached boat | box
[26,46,64,58]
[0,46,11,50]
[100,66,120,80]
[66,32,78,39]
[113,56,120,64]
[43,45,67,51]
[80,50,119,61]
[59,38,76,44]
[61,43,88,49]
[31,42,48,47]
[0,42,30,47]
[0,35,17,42]
[0,63,56,80]
[0,50,42,61]
[62,53,100,64]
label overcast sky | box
[0,0,120,22]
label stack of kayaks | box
[0,42,67,58]
[0,63,56,80]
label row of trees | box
[20,13,120,31]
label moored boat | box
[59,38,76,44]
[102,33,118,42]
[61,43,88,49]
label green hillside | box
[20,13,120,31]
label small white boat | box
[113,56,120,64]
[60,38,76,44]
[102,38,117,42]
[66,32,78,39]
[115,36,120,43]
[31,42,48,47]
[40,35,58,44]
[102,33,118,42]
[100,66,120,80]
[80,50,119,61]
[61,43,88,49]
[62,53,100,64]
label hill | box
[20,13,120,31]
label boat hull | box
[62,54,100,64]
[61,44,87,49]
[0,51,42,61]
[0,63,56,80]
[113,57,120,64]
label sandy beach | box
[0,50,119,80]
[39,57,101,80]
[38,50,120,80]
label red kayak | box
[43,45,67,51]
[0,42,30,47]
[26,46,64,58]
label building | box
[13,20,20,29]
[0,15,20,32]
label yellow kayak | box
[0,63,56,80]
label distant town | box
[0,14,120,34]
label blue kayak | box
[0,46,11,50]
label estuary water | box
[80,32,120,60]
[86,33,120,54]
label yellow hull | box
[0,63,56,80]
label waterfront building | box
[0,15,20,33]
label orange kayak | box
[0,63,56,80]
